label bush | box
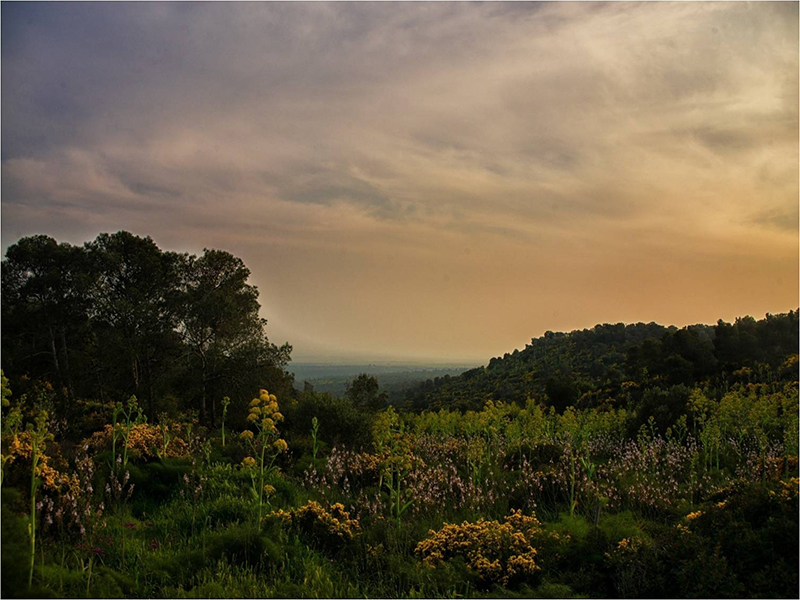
[271,500,361,554]
[282,392,374,451]
[415,511,544,589]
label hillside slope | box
[402,312,799,412]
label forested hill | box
[402,312,799,412]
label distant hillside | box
[402,312,799,411]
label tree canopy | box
[1,232,292,429]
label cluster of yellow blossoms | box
[239,389,288,463]
[415,510,542,587]
[83,423,191,460]
[4,432,73,492]
[604,535,649,569]
[245,389,284,432]
[770,477,799,501]
[272,500,361,548]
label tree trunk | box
[131,354,140,390]
[145,351,155,419]
[59,328,74,412]
[48,326,65,396]
[200,349,208,426]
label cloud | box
[2,1,797,361]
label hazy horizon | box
[3,2,797,364]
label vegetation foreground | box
[1,232,798,598]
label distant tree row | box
[2,232,292,432]
[403,313,799,413]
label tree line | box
[2,232,293,432]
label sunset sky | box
[2,2,798,364]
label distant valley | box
[286,362,476,399]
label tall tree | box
[1,235,93,413]
[179,249,291,425]
[345,374,387,411]
[86,232,182,417]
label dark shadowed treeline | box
[1,232,293,433]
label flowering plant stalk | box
[27,410,52,589]
[374,408,414,529]
[221,396,230,448]
[1,371,23,488]
[240,389,287,522]
[311,416,320,461]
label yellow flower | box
[686,511,702,521]
[249,398,261,408]
[269,394,277,402]
[246,412,258,423]
[273,439,288,453]
[262,418,274,429]
[241,456,256,468]
[263,484,276,495]
[240,430,254,441]
[273,411,284,422]
[249,406,262,417]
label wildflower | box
[263,484,276,495]
[273,439,288,453]
[246,412,259,423]
[241,457,257,468]
[240,430,254,441]
[249,398,261,408]
[686,511,702,521]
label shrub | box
[271,500,360,553]
[415,510,544,589]
[83,423,192,461]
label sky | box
[2,1,798,364]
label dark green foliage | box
[2,491,34,598]
[544,374,580,413]
[1,232,292,429]
[630,384,690,435]
[345,374,388,411]
[403,313,798,416]
[128,459,193,504]
[282,390,375,450]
